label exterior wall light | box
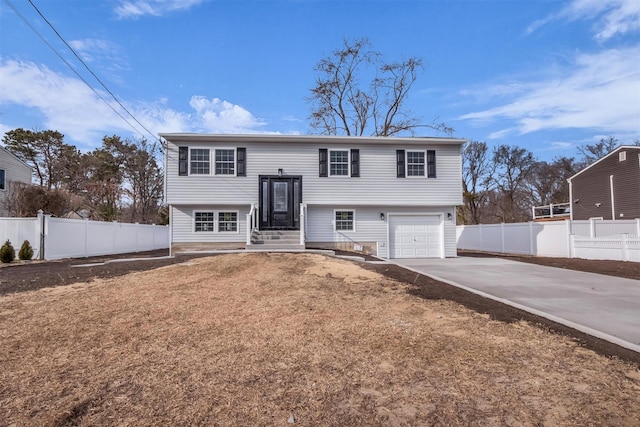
[380,213,385,221]
[278,168,283,177]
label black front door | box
[259,176,302,230]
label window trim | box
[189,148,211,176]
[214,147,237,176]
[406,150,426,178]
[217,210,239,233]
[193,210,240,233]
[193,210,216,232]
[334,209,356,232]
[328,149,351,177]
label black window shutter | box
[237,147,246,177]
[178,146,188,176]
[427,150,436,178]
[396,150,405,178]
[350,149,360,177]
[319,148,328,177]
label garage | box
[389,214,442,258]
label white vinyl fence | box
[0,211,169,260]
[457,218,640,262]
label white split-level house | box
[162,134,466,259]
[0,145,33,216]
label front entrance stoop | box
[248,230,305,251]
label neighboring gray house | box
[569,146,640,221]
[162,134,466,258]
[0,145,33,216]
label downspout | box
[168,205,173,256]
[568,178,573,221]
[610,175,615,221]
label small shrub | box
[19,240,34,261]
[0,240,15,263]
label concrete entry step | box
[249,230,302,247]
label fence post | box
[569,235,575,258]
[565,220,572,258]
[500,223,505,253]
[528,221,534,255]
[135,222,140,253]
[35,210,44,260]
[590,218,596,238]
[622,234,629,261]
[84,218,90,257]
[636,218,640,237]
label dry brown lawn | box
[1,252,639,426]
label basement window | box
[334,210,355,231]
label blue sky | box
[0,0,638,160]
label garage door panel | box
[389,215,442,259]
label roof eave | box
[158,133,467,146]
[568,145,640,182]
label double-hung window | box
[215,149,235,175]
[407,151,425,177]
[329,150,349,176]
[0,169,5,190]
[335,210,355,231]
[397,149,436,178]
[179,146,245,177]
[190,149,210,175]
[194,212,215,232]
[218,212,238,232]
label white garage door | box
[389,215,442,258]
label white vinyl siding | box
[0,147,33,216]
[172,205,248,244]
[305,205,457,259]
[166,141,462,206]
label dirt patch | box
[1,253,639,425]
[0,250,209,296]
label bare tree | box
[461,141,495,224]
[120,139,164,224]
[308,38,452,137]
[526,157,578,207]
[492,145,535,223]
[577,136,618,165]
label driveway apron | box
[393,257,640,353]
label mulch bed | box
[1,249,638,366]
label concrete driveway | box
[394,257,640,353]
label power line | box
[3,0,160,147]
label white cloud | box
[115,0,207,19]
[0,59,271,149]
[459,46,640,138]
[189,96,267,133]
[528,0,640,41]
[69,39,116,60]
[548,141,574,150]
